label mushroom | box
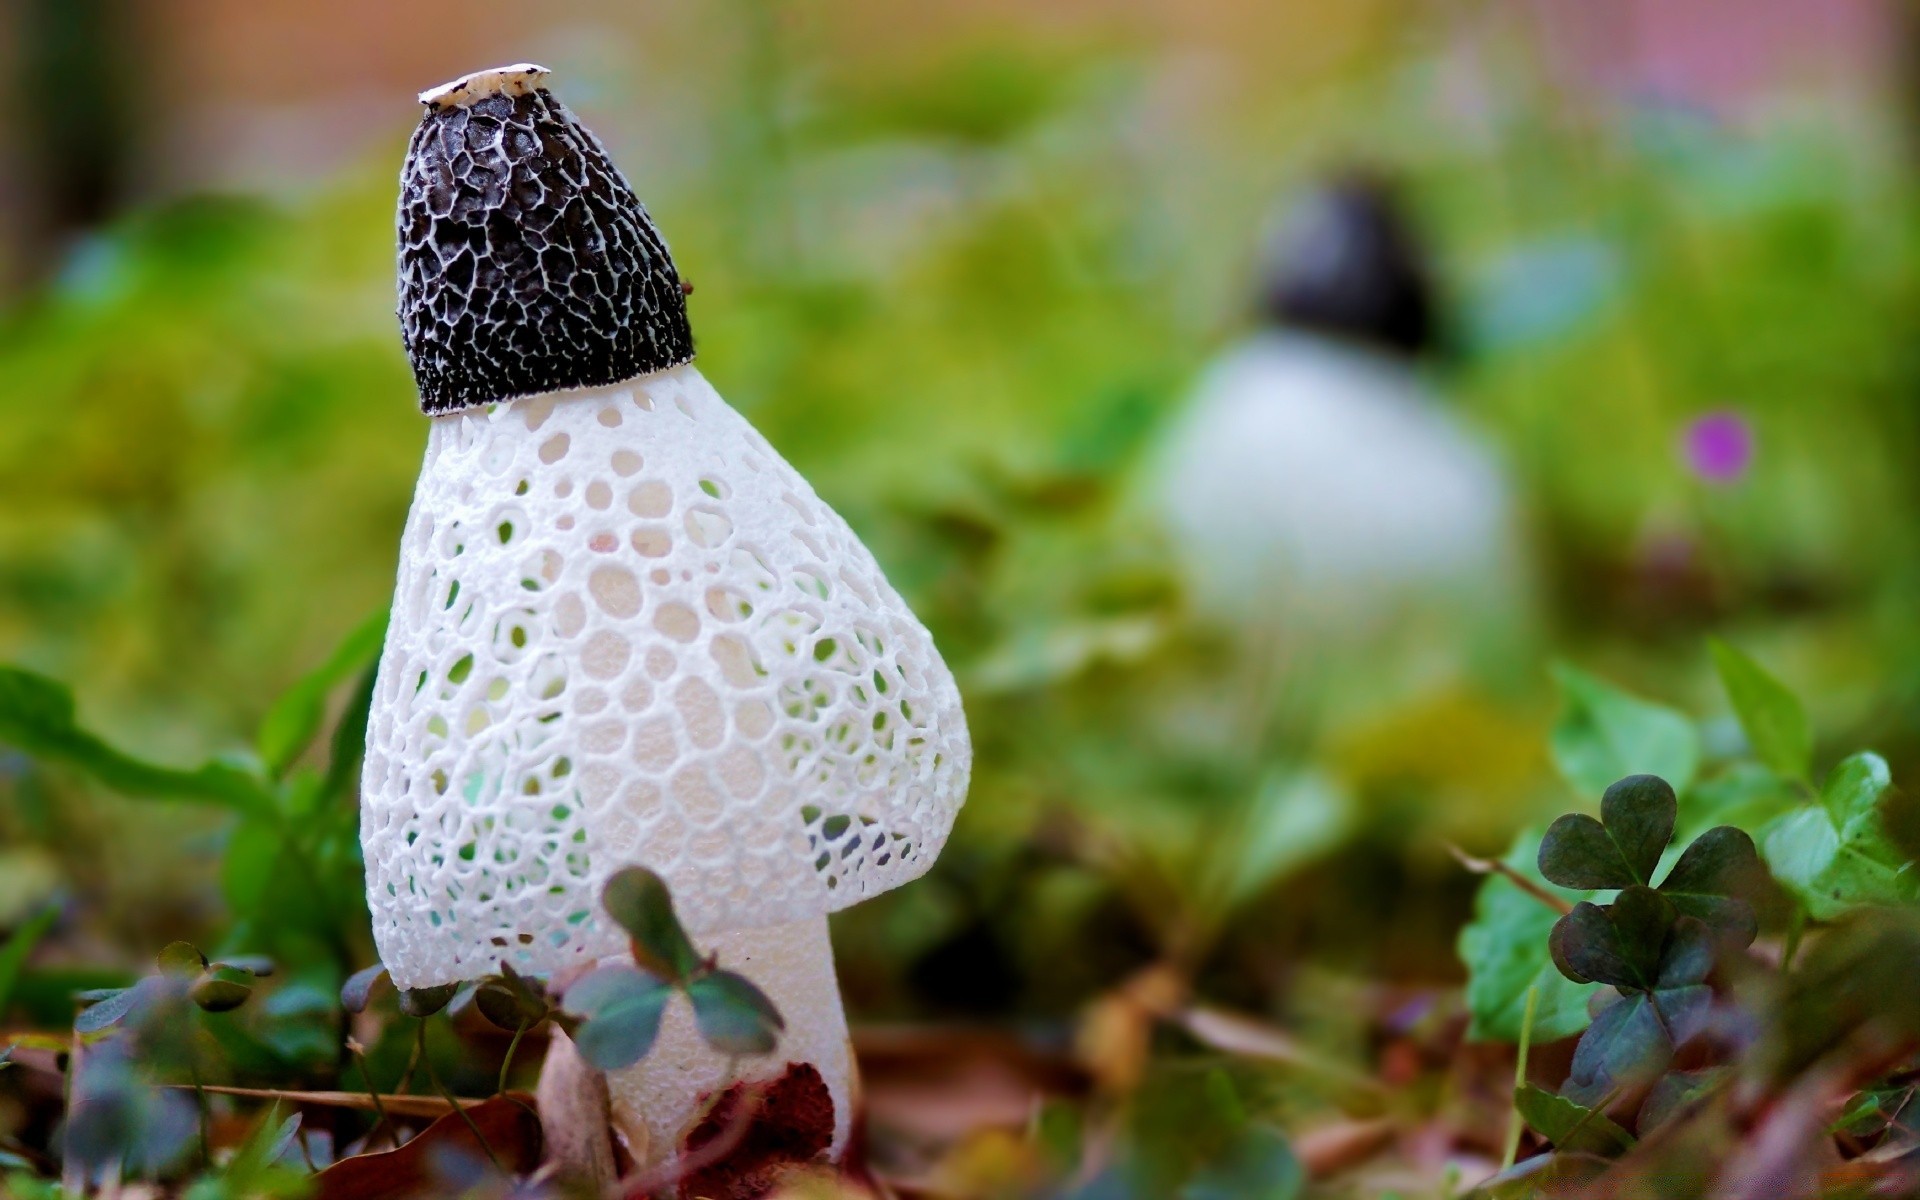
[1144,174,1526,647]
[359,64,971,1167]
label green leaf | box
[223,1105,302,1188]
[1639,1068,1728,1132]
[220,821,284,916]
[211,955,274,978]
[1602,776,1677,884]
[1031,1099,1085,1176]
[1562,985,1711,1108]
[1211,770,1355,914]
[687,970,784,1056]
[1463,1151,1611,1198]
[1458,829,1599,1043]
[0,906,59,1018]
[156,942,207,978]
[1681,763,1802,841]
[339,964,389,1014]
[189,967,253,1013]
[1654,916,1717,989]
[601,867,701,982]
[475,964,548,1032]
[1762,752,1918,920]
[255,611,387,779]
[1709,639,1812,781]
[1657,826,1762,942]
[563,964,670,1070]
[1538,775,1676,890]
[1548,887,1673,991]
[1550,665,1699,798]
[0,667,270,814]
[1538,815,1636,891]
[398,983,458,1018]
[1513,1083,1635,1157]
[1180,1122,1303,1200]
[320,665,378,802]
[74,977,167,1034]
[1822,752,1895,827]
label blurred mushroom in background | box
[1142,174,1534,726]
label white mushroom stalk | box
[360,65,970,1167]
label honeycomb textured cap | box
[360,365,972,988]
[397,70,694,414]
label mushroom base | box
[605,913,854,1170]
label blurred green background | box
[3,0,1919,1022]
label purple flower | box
[1683,411,1754,484]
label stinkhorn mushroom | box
[360,64,970,1169]
[1146,175,1524,641]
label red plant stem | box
[1445,842,1574,915]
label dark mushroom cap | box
[398,65,694,414]
[1258,174,1436,359]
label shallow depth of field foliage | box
[6,3,1920,1197]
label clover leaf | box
[1763,752,1920,920]
[1541,775,1763,959]
[602,867,703,984]
[1536,774,1766,1113]
[1561,982,1713,1109]
[1549,886,1674,991]
[1540,775,1677,890]
[557,868,788,1064]
[687,970,785,1056]
[561,963,671,1071]
[1657,827,1764,944]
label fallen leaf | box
[313,1093,541,1200]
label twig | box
[395,1020,424,1097]
[167,1083,478,1118]
[1446,843,1573,915]
[497,1022,529,1097]
[420,1020,507,1176]
[1178,1006,1391,1110]
[496,1020,544,1158]
[359,1023,425,1151]
[1294,1118,1397,1177]
[348,1042,393,1145]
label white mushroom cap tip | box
[418,63,553,110]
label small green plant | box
[0,612,387,972]
[63,941,275,1180]
[1536,773,1762,1109]
[1462,647,1920,1193]
[342,865,783,1075]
